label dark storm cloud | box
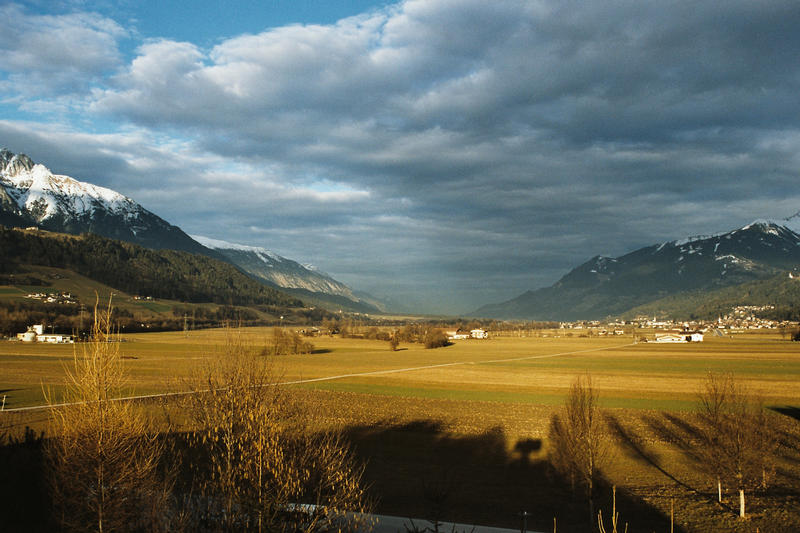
[4,0,800,312]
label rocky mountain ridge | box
[194,235,387,313]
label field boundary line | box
[2,342,634,413]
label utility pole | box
[184,313,188,338]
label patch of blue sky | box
[121,0,392,46]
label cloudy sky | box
[2,1,800,314]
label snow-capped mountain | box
[0,148,389,314]
[0,148,210,255]
[474,216,800,320]
[194,235,387,314]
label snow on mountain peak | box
[0,148,140,222]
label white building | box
[15,324,74,343]
[654,332,703,343]
[37,333,75,344]
[470,329,488,339]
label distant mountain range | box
[194,236,387,314]
[0,148,385,314]
[10,147,797,322]
[474,218,800,321]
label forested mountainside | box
[0,227,304,308]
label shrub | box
[423,330,451,349]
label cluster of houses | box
[25,291,76,304]
[15,324,74,344]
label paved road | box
[365,513,543,533]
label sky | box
[2,0,800,314]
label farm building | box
[37,333,75,344]
[654,332,704,343]
[16,324,74,344]
[470,329,488,339]
[445,328,489,340]
[445,330,470,340]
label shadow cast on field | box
[639,412,744,514]
[606,413,696,493]
[772,406,800,422]
[311,348,333,354]
[343,418,681,532]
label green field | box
[3,329,800,532]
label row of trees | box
[43,304,369,532]
[548,373,783,529]
[332,322,451,350]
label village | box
[4,303,796,346]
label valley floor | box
[2,330,800,531]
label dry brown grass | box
[3,329,800,531]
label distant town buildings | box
[25,291,76,304]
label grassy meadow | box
[3,328,800,412]
[3,328,800,531]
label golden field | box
[3,328,799,413]
[2,328,800,532]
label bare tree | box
[183,330,371,532]
[696,372,780,518]
[696,371,731,503]
[44,300,173,532]
[548,374,609,527]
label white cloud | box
[0,3,127,97]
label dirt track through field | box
[2,342,635,413]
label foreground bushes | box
[39,306,368,533]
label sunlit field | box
[3,329,800,532]
[3,328,800,412]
